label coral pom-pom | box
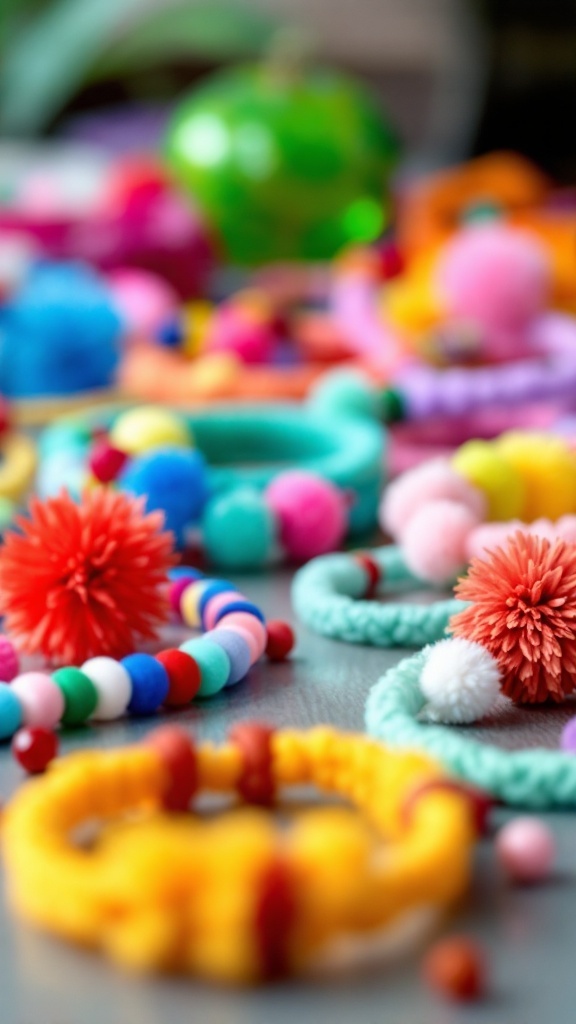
[402,499,480,584]
[420,638,500,724]
[0,490,175,665]
[381,458,485,541]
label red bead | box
[422,936,486,1002]
[378,241,405,281]
[146,725,198,811]
[155,649,201,706]
[254,856,296,979]
[0,396,11,437]
[89,439,129,484]
[403,779,493,837]
[12,727,58,774]
[265,620,295,662]
[229,721,276,806]
[353,553,381,597]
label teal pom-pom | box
[308,369,381,420]
[202,487,276,569]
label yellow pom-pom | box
[452,440,525,521]
[496,431,576,520]
[110,406,193,456]
[182,300,213,358]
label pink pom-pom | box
[205,296,277,364]
[437,223,550,336]
[381,459,486,541]
[108,267,178,338]
[0,636,18,682]
[555,515,576,545]
[466,521,524,561]
[265,471,348,561]
[402,499,480,584]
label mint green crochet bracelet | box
[291,545,465,647]
[365,651,576,809]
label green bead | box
[309,369,381,420]
[164,63,399,264]
[179,637,230,697]
[202,487,276,569]
[52,667,98,726]
[379,388,405,424]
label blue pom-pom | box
[122,653,169,716]
[120,446,209,546]
[0,261,122,398]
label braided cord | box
[292,546,465,648]
[366,652,576,808]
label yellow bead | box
[182,300,213,358]
[109,406,193,456]
[179,579,210,628]
[496,431,576,520]
[452,440,525,521]
[191,353,242,397]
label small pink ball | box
[10,672,65,730]
[381,459,486,541]
[496,817,555,883]
[265,471,348,561]
[436,223,551,334]
[108,267,178,338]
[203,590,248,632]
[206,302,276,364]
[0,636,19,682]
[216,612,267,661]
[402,499,480,584]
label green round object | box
[164,63,399,264]
[379,387,405,424]
[202,486,276,569]
[52,667,98,726]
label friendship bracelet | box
[2,724,477,982]
[291,546,463,648]
[39,402,384,566]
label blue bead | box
[213,599,265,626]
[156,317,183,348]
[122,654,169,716]
[209,629,251,686]
[120,447,209,547]
[0,683,23,739]
[169,567,205,582]
[198,580,237,626]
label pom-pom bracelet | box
[3,723,477,983]
[0,568,294,741]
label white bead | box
[420,637,500,724]
[81,657,132,721]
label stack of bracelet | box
[0,568,294,741]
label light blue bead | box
[0,683,23,739]
[202,487,276,569]
[179,636,230,697]
[209,628,251,685]
[37,451,87,499]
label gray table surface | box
[2,567,575,1024]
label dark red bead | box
[423,935,486,1002]
[12,727,58,774]
[229,721,276,806]
[146,725,198,811]
[265,621,295,662]
[156,649,201,706]
[353,553,381,598]
[254,856,296,979]
[89,439,129,483]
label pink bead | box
[216,612,267,660]
[265,471,348,561]
[206,300,276,364]
[0,636,19,682]
[169,576,194,619]
[89,440,128,484]
[496,817,555,883]
[11,672,65,729]
[381,458,486,541]
[402,499,480,584]
[203,590,248,632]
[107,267,179,338]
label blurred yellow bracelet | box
[0,431,36,502]
[2,724,478,984]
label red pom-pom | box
[88,439,129,483]
[422,936,486,1002]
[265,621,295,661]
[146,725,198,811]
[156,649,201,706]
[12,727,58,774]
[0,490,175,665]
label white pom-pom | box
[420,638,500,724]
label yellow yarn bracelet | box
[0,431,37,502]
[2,725,477,984]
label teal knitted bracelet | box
[365,650,576,809]
[291,545,465,647]
[39,404,385,570]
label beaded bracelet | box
[291,546,463,648]
[39,402,384,567]
[0,568,293,741]
[2,723,477,982]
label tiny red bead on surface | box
[156,649,201,706]
[12,727,59,774]
[229,721,276,806]
[89,439,129,483]
[265,621,295,662]
[402,779,493,837]
[146,725,198,811]
[353,553,381,598]
[423,936,486,1002]
[254,856,296,980]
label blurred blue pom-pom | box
[120,446,209,546]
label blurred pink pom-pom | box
[402,499,480,584]
[265,470,348,561]
[380,458,485,540]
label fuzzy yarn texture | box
[381,458,485,541]
[0,490,175,665]
[450,532,576,704]
[402,499,481,584]
[420,637,501,724]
